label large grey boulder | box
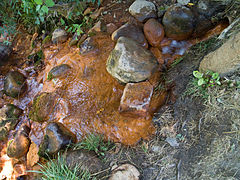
[106,37,158,83]
[199,31,240,75]
[129,0,157,22]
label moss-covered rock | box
[4,71,27,98]
[7,125,31,158]
[47,64,71,80]
[29,92,56,123]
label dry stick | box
[218,18,240,39]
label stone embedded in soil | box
[162,4,194,40]
[0,104,22,140]
[29,92,56,123]
[129,0,157,22]
[0,43,12,66]
[112,23,148,48]
[64,149,104,174]
[106,37,158,84]
[143,18,165,47]
[79,37,98,55]
[196,0,231,19]
[199,31,240,75]
[119,81,153,117]
[109,164,140,180]
[38,122,77,158]
[48,64,71,80]
[4,71,27,98]
[7,125,31,159]
[27,142,39,167]
[88,20,106,34]
[52,28,68,44]
[107,23,118,34]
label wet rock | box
[143,18,164,47]
[112,23,148,48]
[162,4,194,40]
[69,32,81,47]
[38,122,77,158]
[52,28,68,44]
[79,37,97,55]
[129,0,157,22]
[7,125,31,158]
[0,104,22,140]
[29,92,56,123]
[4,71,27,98]
[107,37,158,83]
[193,14,213,37]
[64,149,104,174]
[0,43,12,66]
[47,64,71,80]
[199,31,240,75]
[109,164,140,180]
[107,23,118,35]
[119,81,153,117]
[27,142,40,167]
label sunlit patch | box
[0,154,14,180]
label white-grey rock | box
[129,0,157,22]
[109,164,140,180]
[52,28,68,44]
[106,37,158,83]
[177,0,190,5]
[166,137,179,147]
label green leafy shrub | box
[193,70,221,87]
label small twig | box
[218,18,240,39]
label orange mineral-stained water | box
[29,34,156,146]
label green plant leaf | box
[198,78,205,86]
[36,5,41,11]
[45,0,55,7]
[193,71,203,79]
[41,5,48,14]
[34,0,43,5]
[212,72,219,80]
[60,18,65,25]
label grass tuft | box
[30,154,95,180]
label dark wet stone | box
[112,23,148,48]
[7,125,31,158]
[193,14,213,38]
[52,28,68,44]
[0,43,12,66]
[29,92,56,123]
[106,37,158,83]
[64,149,104,174]
[47,64,71,80]
[143,18,165,47]
[129,0,157,22]
[16,175,28,180]
[4,71,27,98]
[38,122,77,158]
[0,104,22,141]
[79,37,97,55]
[162,4,194,40]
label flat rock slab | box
[119,81,153,117]
[199,31,240,75]
[106,37,158,83]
